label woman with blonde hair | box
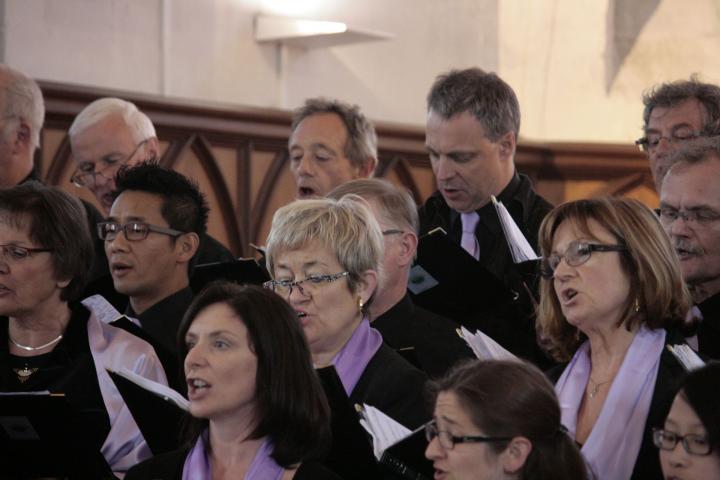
[264,194,428,429]
[537,196,691,479]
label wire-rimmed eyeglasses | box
[70,139,149,188]
[263,271,349,297]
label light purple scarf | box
[182,432,283,480]
[331,317,383,396]
[555,325,665,480]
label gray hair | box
[427,67,521,141]
[642,76,720,136]
[667,135,720,171]
[69,97,156,143]
[326,178,419,234]
[290,97,378,171]
[0,64,45,149]
[265,195,383,296]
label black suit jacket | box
[546,332,686,480]
[696,292,720,359]
[373,294,473,378]
[125,448,342,480]
[417,172,553,368]
[349,343,429,430]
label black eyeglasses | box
[424,421,511,450]
[263,272,349,298]
[541,240,626,278]
[97,221,185,242]
[634,129,703,153]
[0,244,53,262]
[70,140,149,188]
[653,428,712,456]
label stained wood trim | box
[252,149,289,244]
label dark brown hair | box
[177,282,330,467]
[429,360,588,480]
[0,181,93,301]
[536,197,690,361]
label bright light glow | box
[294,19,347,35]
[260,0,327,17]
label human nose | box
[425,434,445,461]
[293,154,315,177]
[106,226,130,252]
[667,213,693,237]
[666,440,690,468]
[434,156,455,181]
[287,282,308,304]
[184,341,208,373]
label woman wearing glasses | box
[656,363,720,479]
[126,283,340,479]
[265,195,428,430]
[0,182,167,476]
[538,196,692,479]
[425,359,587,480]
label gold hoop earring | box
[357,296,364,314]
[634,297,640,313]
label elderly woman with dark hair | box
[264,195,428,429]
[538,196,692,479]
[425,359,588,480]
[0,182,167,475]
[656,363,720,479]
[126,283,339,479]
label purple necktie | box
[460,212,480,260]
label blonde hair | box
[265,195,383,297]
[536,196,690,361]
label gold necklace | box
[587,376,612,399]
[13,365,39,383]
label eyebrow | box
[438,414,459,426]
[186,330,239,340]
[276,260,330,271]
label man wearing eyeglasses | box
[101,162,203,360]
[660,136,720,358]
[638,78,720,192]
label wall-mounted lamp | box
[254,15,393,49]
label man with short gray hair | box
[69,97,160,214]
[659,136,720,358]
[328,178,471,377]
[289,97,377,198]
[638,77,720,192]
[0,64,45,187]
[418,67,552,365]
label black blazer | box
[126,449,343,480]
[546,333,686,480]
[373,294,473,378]
[696,292,720,359]
[349,343,429,430]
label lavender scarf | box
[182,432,283,480]
[331,317,383,396]
[555,325,665,480]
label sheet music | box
[457,326,517,361]
[358,404,412,460]
[81,294,124,324]
[667,344,705,371]
[108,367,190,411]
[490,196,540,263]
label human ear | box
[498,132,516,159]
[357,269,378,305]
[501,436,532,474]
[176,232,201,263]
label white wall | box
[3,0,720,143]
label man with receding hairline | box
[289,97,377,199]
[418,67,552,366]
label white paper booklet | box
[457,326,518,361]
[358,404,412,460]
[490,195,540,263]
[82,294,124,324]
[667,344,705,371]
[107,367,190,411]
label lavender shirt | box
[331,317,383,396]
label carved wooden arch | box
[376,154,423,204]
[251,148,290,246]
[46,134,73,186]
[162,133,244,256]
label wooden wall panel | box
[37,81,656,258]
